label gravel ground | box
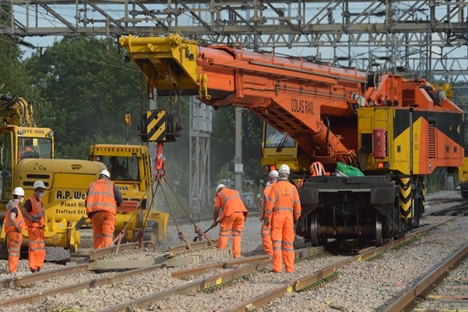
[0,190,466,311]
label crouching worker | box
[212,184,248,258]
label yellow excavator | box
[0,95,168,253]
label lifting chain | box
[161,176,209,243]
[157,177,191,250]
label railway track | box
[0,199,465,311]
[0,217,456,311]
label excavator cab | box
[0,126,54,203]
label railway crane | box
[119,34,464,246]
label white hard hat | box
[100,169,111,179]
[278,164,290,175]
[269,170,279,178]
[13,187,25,196]
[33,180,46,190]
[216,184,226,193]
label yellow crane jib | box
[119,34,210,100]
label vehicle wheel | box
[410,198,421,229]
[143,221,159,245]
[309,212,318,247]
[375,214,383,247]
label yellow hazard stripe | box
[146,110,166,142]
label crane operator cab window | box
[107,156,139,181]
[264,124,296,148]
[17,138,52,161]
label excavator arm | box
[0,94,36,127]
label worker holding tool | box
[264,164,301,273]
[260,170,279,255]
[86,170,123,249]
[212,184,248,258]
[21,180,46,273]
[5,187,26,274]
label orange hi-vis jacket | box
[265,180,301,221]
[215,188,248,220]
[18,146,34,160]
[25,196,45,227]
[86,179,118,215]
[260,184,272,220]
[5,202,26,234]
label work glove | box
[263,218,270,227]
[294,219,298,228]
[212,220,218,228]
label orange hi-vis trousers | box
[91,211,115,249]
[218,212,245,258]
[271,216,295,273]
[7,232,23,273]
[28,227,46,271]
[260,222,272,255]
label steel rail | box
[172,246,325,279]
[167,239,218,256]
[89,241,155,260]
[0,263,167,307]
[221,216,465,312]
[380,243,468,312]
[0,264,89,290]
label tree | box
[25,36,146,158]
[0,35,41,103]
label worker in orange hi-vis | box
[86,170,123,249]
[4,187,26,274]
[260,170,279,255]
[264,164,301,273]
[21,181,47,273]
[212,184,248,258]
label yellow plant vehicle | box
[0,95,168,252]
[0,94,95,252]
[88,144,168,244]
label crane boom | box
[119,34,368,164]
[119,34,462,167]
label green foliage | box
[25,36,146,159]
[0,35,42,102]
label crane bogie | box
[120,34,465,246]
